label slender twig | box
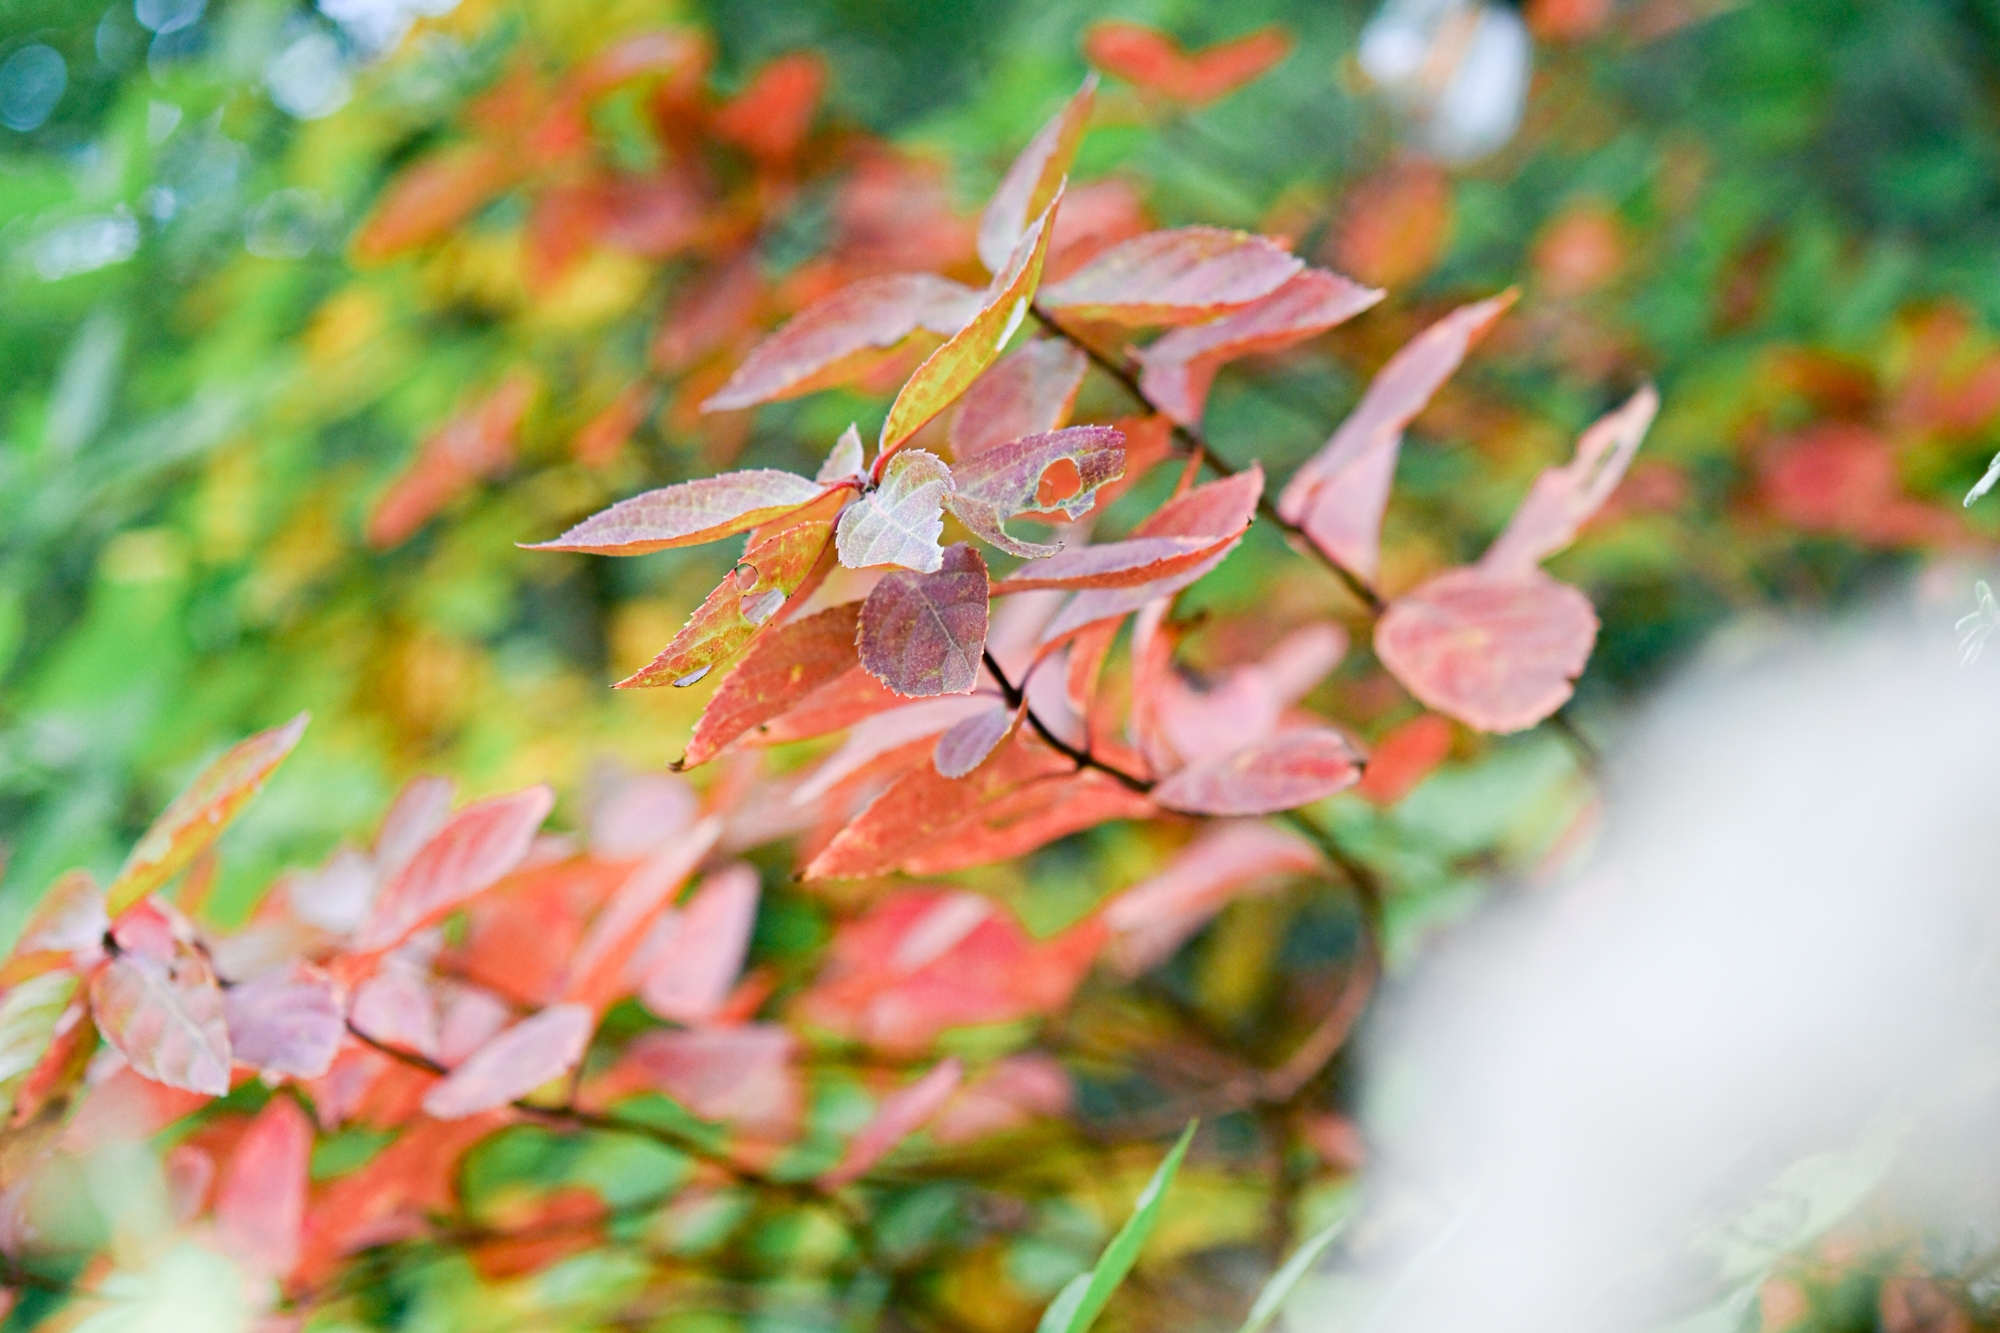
[981,648,1152,793]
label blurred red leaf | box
[930,1053,1071,1144]
[1102,821,1321,972]
[1083,22,1294,105]
[836,450,953,571]
[1526,0,1616,41]
[951,338,1089,461]
[369,373,539,549]
[1532,202,1628,297]
[352,146,518,263]
[560,818,721,1014]
[633,863,760,1023]
[89,942,232,1096]
[213,1095,311,1279]
[1375,567,1598,733]
[1135,269,1383,426]
[820,1058,963,1187]
[1327,159,1453,290]
[1278,293,1516,580]
[682,603,864,767]
[858,543,991,697]
[901,769,1151,875]
[104,714,307,919]
[1482,385,1658,575]
[653,254,766,372]
[528,469,826,556]
[222,961,343,1080]
[1757,422,1965,547]
[355,787,555,955]
[1151,728,1361,816]
[1041,227,1302,327]
[704,274,981,411]
[573,381,656,469]
[978,76,1096,273]
[422,1003,594,1118]
[1143,623,1347,768]
[948,426,1127,557]
[606,1024,801,1143]
[712,53,827,165]
[1356,713,1456,806]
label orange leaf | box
[681,602,864,768]
[1040,227,1302,327]
[1084,22,1294,105]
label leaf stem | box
[980,648,1153,794]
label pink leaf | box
[223,961,344,1080]
[348,961,439,1057]
[836,449,953,572]
[1480,384,1659,576]
[951,339,1088,461]
[106,713,309,919]
[3,869,106,985]
[526,470,828,556]
[819,1058,964,1188]
[1102,821,1322,972]
[858,544,991,697]
[817,424,866,483]
[978,77,1096,274]
[422,1002,595,1119]
[1374,566,1598,733]
[1151,728,1362,816]
[947,425,1126,558]
[1002,463,1260,595]
[681,603,864,768]
[790,694,1000,807]
[614,1025,801,1142]
[1277,292,1516,581]
[929,1053,1072,1144]
[1147,623,1347,767]
[634,863,761,1023]
[89,943,232,1096]
[213,1095,312,1278]
[588,772,700,859]
[702,274,983,411]
[561,816,723,1013]
[373,776,456,884]
[932,700,1018,778]
[1134,269,1383,425]
[354,787,555,955]
[1039,227,1302,326]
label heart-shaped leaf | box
[1039,228,1301,327]
[526,470,827,557]
[858,544,992,697]
[1150,729,1362,816]
[620,519,837,688]
[837,450,954,572]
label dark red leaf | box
[858,544,991,698]
[526,469,826,556]
[422,1002,595,1118]
[820,1058,963,1187]
[681,603,864,767]
[1039,227,1302,326]
[978,77,1096,273]
[355,787,555,955]
[1151,728,1361,816]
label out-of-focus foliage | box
[2,0,1998,1331]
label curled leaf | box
[619,519,837,688]
[1039,227,1302,327]
[979,77,1096,274]
[837,450,954,572]
[859,544,992,697]
[422,1002,595,1119]
[681,603,864,768]
[527,469,826,556]
[1480,384,1659,575]
[948,426,1126,558]
[1151,729,1362,816]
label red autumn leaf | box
[749,664,906,747]
[104,714,307,919]
[354,786,556,955]
[422,1002,595,1119]
[588,772,700,859]
[1757,422,1963,547]
[213,1095,311,1278]
[1481,385,1659,575]
[1374,566,1599,733]
[1083,21,1294,105]
[1134,269,1384,426]
[1151,728,1361,816]
[368,372,538,549]
[930,1053,1072,1144]
[858,544,992,697]
[836,450,953,571]
[948,426,1127,558]
[652,254,764,372]
[1102,821,1322,973]
[703,274,982,411]
[1142,623,1348,769]
[2,870,106,986]
[820,1058,964,1188]
[711,52,826,165]
[978,76,1096,274]
[681,603,864,768]
[932,700,1019,779]
[560,817,722,1014]
[899,769,1152,875]
[605,1024,801,1143]
[790,694,999,808]
[1356,713,1456,806]
[573,381,656,469]
[1001,464,1261,596]
[1277,294,1517,580]
[527,469,827,556]
[951,339,1089,461]
[878,190,1064,461]
[1039,227,1302,327]
[632,863,760,1023]
[222,961,343,1080]
[89,943,232,1096]
[1327,158,1454,290]
[352,145,518,263]
[618,519,837,689]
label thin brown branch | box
[981,648,1152,793]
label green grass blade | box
[1238,1214,1350,1333]
[1036,1120,1198,1333]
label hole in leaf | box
[1035,457,1083,508]
[732,562,761,591]
[673,666,712,688]
[740,589,786,625]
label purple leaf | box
[858,544,992,697]
[421,1002,595,1119]
[223,961,344,1080]
[932,700,1018,778]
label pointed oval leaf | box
[791,695,1000,808]
[681,603,864,768]
[635,863,760,1023]
[355,786,555,954]
[1239,1215,1352,1333]
[979,77,1096,273]
[223,961,343,1080]
[619,520,837,688]
[859,544,992,697]
[1135,269,1383,426]
[817,424,866,483]
[105,714,308,919]
[1037,1121,1198,1333]
[1039,228,1302,327]
[1102,821,1322,974]
[932,701,1019,779]
[562,816,723,1013]
[353,145,517,262]
[1151,729,1361,816]
[952,339,1089,461]
[1374,567,1599,734]
[89,944,232,1096]
[879,190,1064,460]
[1277,292,1516,580]
[422,1002,595,1119]
[1085,21,1294,104]
[526,470,826,556]
[819,1057,964,1188]
[703,274,982,411]
[213,1095,312,1278]
[837,450,953,572]
[1480,385,1660,575]
[948,426,1126,560]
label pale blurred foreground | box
[1305,597,2000,1333]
